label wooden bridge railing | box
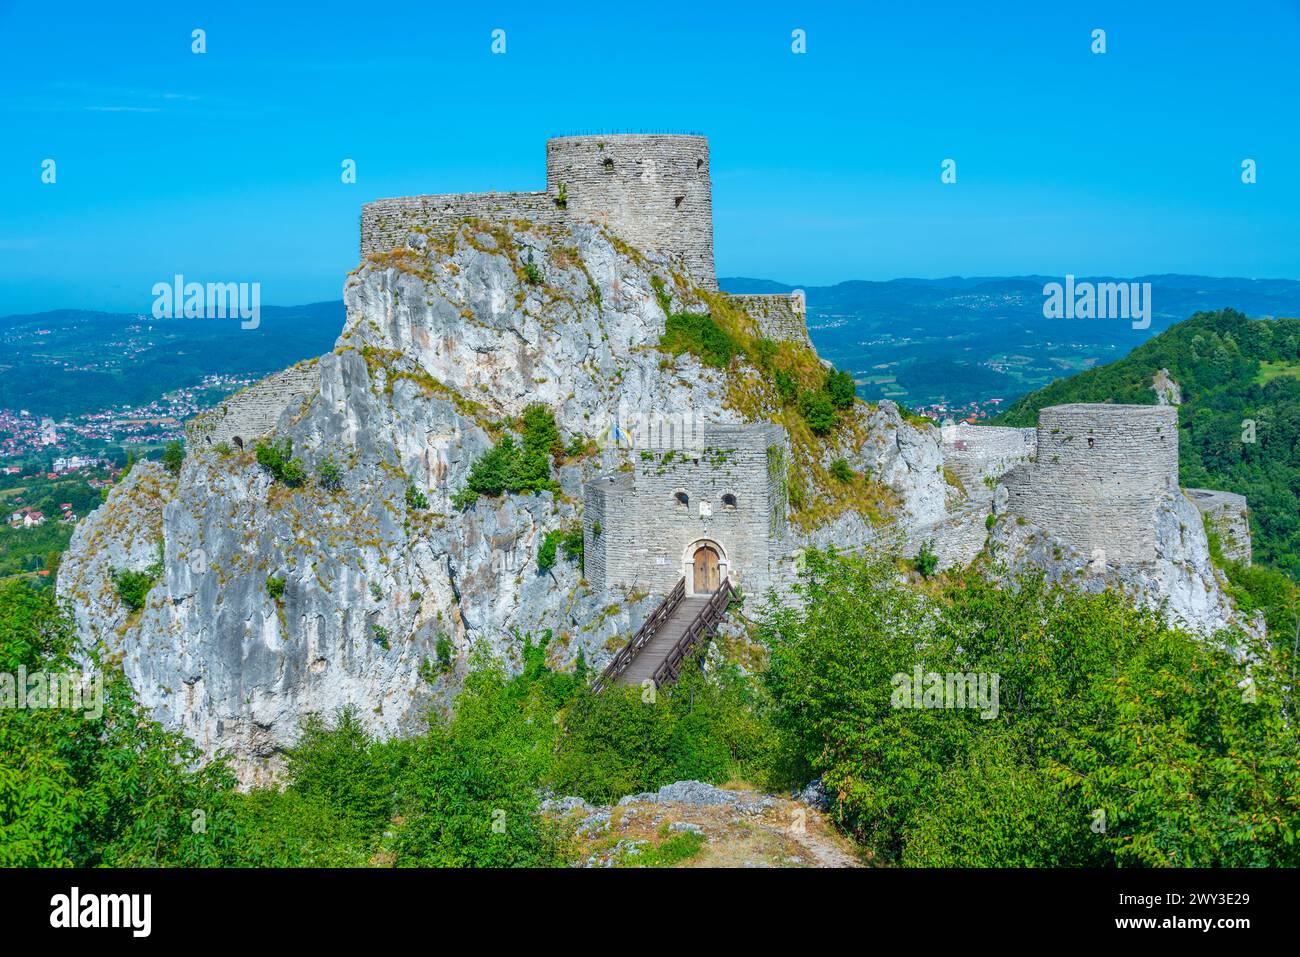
[651,578,736,688]
[592,577,685,693]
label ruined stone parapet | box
[1187,488,1252,565]
[942,423,1036,493]
[185,361,320,450]
[361,191,565,256]
[728,292,812,346]
[1001,403,1179,566]
[546,134,715,289]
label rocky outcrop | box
[988,489,1255,639]
[58,218,945,783]
[1152,368,1183,406]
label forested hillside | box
[995,309,1300,578]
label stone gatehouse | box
[583,422,794,598]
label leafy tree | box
[798,389,836,435]
[0,581,240,867]
[761,549,1300,866]
[826,368,857,409]
[284,707,396,830]
[161,441,185,474]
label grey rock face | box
[59,219,946,784]
[58,222,723,783]
[989,489,1255,640]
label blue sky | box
[1,0,1297,314]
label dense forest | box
[995,309,1300,578]
[4,548,1296,868]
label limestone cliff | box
[58,218,947,782]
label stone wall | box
[583,422,788,598]
[186,362,320,450]
[546,135,716,289]
[942,423,1036,493]
[728,293,812,346]
[360,191,565,257]
[1001,404,1179,565]
[1187,488,1252,565]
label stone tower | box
[546,134,716,288]
[1002,404,1180,565]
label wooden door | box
[693,546,720,594]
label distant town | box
[0,372,254,461]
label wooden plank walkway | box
[616,596,710,685]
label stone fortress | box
[193,134,808,454]
[190,131,1253,613]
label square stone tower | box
[546,134,716,289]
[583,422,789,598]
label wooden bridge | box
[593,577,737,693]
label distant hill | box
[993,308,1300,578]
[720,275,1300,409]
[0,302,342,417]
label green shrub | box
[317,457,343,491]
[537,530,561,572]
[266,576,286,600]
[914,540,939,578]
[774,369,799,406]
[539,525,584,573]
[405,484,429,510]
[283,707,396,830]
[454,409,563,508]
[111,545,163,611]
[520,403,562,461]
[111,568,156,611]
[798,390,836,435]
[436,633,453,671]
[829,459,855,483]
[659,311,743,369]
[825,369,857,409]
[391,660,565,867]
[161,441,184,474]
[522,261,542,285]
[254,439,306,486]
[553,663,788,804]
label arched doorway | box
[693,545,720,594]
[682,539,728,596]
